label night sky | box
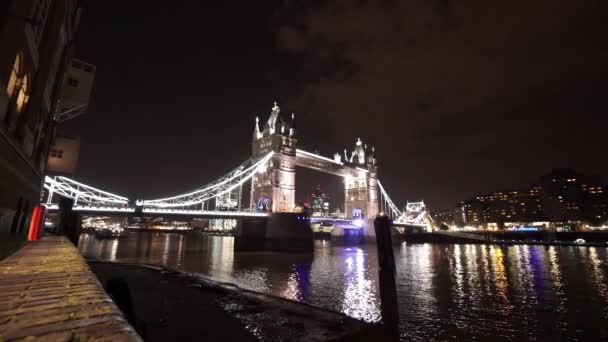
[64,0,608,211]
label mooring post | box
[374,215,400,341]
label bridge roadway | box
[44,204,417,229]
[44,204,269,220]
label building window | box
[50,149,63,158]
[67,78,79,87]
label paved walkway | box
[0,236,141,341]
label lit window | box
[16,74,29,112]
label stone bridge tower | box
[343,139,379,219]
[250,102,297,212]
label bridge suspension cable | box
[141,152,274,208]
[44,176,129,207]
[377,180,403,219]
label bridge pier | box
[327,218,402,245]
[234,213,313,253]
[233,218,267,251]
[328,218,376,244]
[330,226,364,244]
[363,219,376,243]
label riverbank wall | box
[88,260,386,341]
[402,231,608,246]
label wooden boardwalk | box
[0,236,141,341]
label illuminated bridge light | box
[296,149,344,165]
[42,144,416,226]
[142,152,274,208]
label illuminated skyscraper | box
[310,186,330,217]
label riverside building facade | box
[0,0,84,235]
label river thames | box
[79,232,608,341]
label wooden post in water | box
[374,215,400,341]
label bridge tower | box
[250,102,297,212]
[343,139,379,219]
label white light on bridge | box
[296,149,344,165]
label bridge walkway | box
[0,236,141,341]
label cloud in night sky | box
[275,0,608,208]
[66,1,607,210]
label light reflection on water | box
[79,233,608,341]
[341,248,380,321]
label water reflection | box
[79,232,608,341]
[341,248,380,321]
[490,246,510,307]
[587,247,608,323]
[588,248,608,302]
[281,263,311,301]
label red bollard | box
[27,205,46,241]
[27,206,41,241]
[36,205,46,239]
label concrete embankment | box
[402,231,608,246]
[88,261,385,342]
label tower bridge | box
[43,102,433,248]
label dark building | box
[460,169,607,230]
[539,168,607,225]
[1,1,83,235]
[432,208,463,228]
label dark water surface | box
[79,232,608,341]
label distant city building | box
[46,135,80,176]
[433,207,465,227]
[462,185,544,227]
[1,1,86,235]
[310,186,330,217]
[539,168,607,224]
[458,169,607,231]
